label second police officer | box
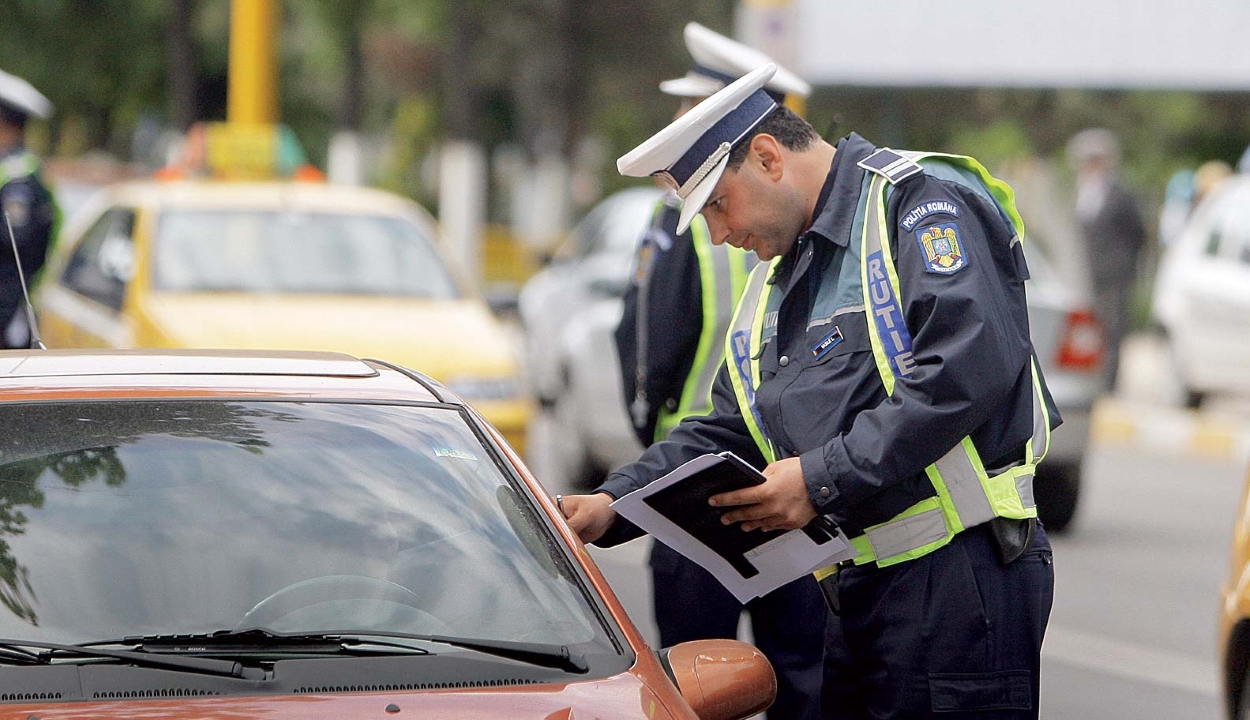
[0,69,58,349]
[563,64,1059,719]
[612,23,825,720]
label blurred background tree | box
[0,0,1246,241]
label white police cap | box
[619,63,778,234]
[660,23,811,101]
[0,69,51,121]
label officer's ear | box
[749,134,785,182]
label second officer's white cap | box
[619,63,778,234]
[0,69,52,122]
[660,22,810,101]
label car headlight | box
[447,376,522,402]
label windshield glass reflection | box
[0,401,601,650]
[153,209,460,297]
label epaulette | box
[857,148,923,185]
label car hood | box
[140,293,521,381]
[0,671,681,719]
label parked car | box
[0,348,774,719]
[1151,172,1250,408]
[1023,236,1107,532]
[520,186,1101,530]
[33,178,531,453]
[518,186,659,486]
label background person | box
[613,22,825,720]
[563,64,1059,719]
[1067,128,1146,394]
[0,69,57,349]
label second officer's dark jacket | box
[595,133,1061,541]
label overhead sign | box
[775,0,1250,90]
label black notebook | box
[642,452,835,579]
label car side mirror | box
[660,639,776,720]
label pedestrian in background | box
[1067,128,1146,394]
[613,23,826,720]
[562,64,1059,719]
[0,69,57,349]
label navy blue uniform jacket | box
[596,133,1061,541]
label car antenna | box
[4,211,46,350]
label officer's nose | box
[704,216,730,246]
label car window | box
[556,199,612,261]
[556,188,661,262]
[60,207,136,311]
[153,209,460,297]
[1196,181,1250,262]
[599,189,662,256]
[0,400,612,654]
[1217,184,1250,265]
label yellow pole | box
[227,0,279,125]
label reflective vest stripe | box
[725,259,779,463]
[656,218,754,439]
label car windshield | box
[153,209,460,297]
[0,400,608,652]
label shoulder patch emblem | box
[900,200,960,231]
[915,222,967,274]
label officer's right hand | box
[560,492,617,544]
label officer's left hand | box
[709,457,818,532]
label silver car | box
[520,186,1103,531]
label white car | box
[1151,173,1250,408]
[521,186,1103,530]
[518,187,659,487]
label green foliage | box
[0,0,1246,228]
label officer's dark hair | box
[0,103,27,130]
[727,106,818,170]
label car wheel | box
[1160,329,1205,409]
[1034,461,1080,533]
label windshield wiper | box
[131,628,589,674]
[0,637,264,679]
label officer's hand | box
[709,457,819,532]
[559,492,617,544]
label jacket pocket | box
[929,670,1032,712]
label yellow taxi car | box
[34,177,531,453]
[1221,464,1250,718]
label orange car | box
[0,349,773,719]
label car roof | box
[0,349,449,404]
[91,179,437,220]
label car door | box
[38,206,138,348]
[1173,181,1250,389]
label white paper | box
[609,454,856,603]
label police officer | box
[614,23,825,720]
[0,70,57,349]
[564,65,1058,719]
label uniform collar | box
[803,132,876,248]
[771,132,877,289]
